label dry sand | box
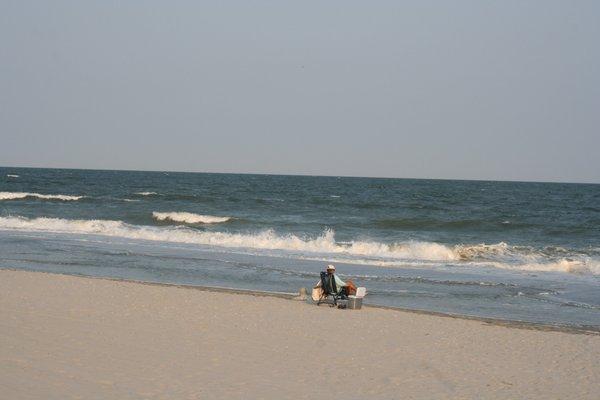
[1,269,598,399]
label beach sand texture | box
[1,270,598,399]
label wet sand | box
[1,269,598,399]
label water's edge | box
[5,267,598,336]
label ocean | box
[1,167,599,329]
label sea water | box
[1,167,598,329]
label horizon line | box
[1,164,598,186]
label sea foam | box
[0,215,597,275]
[152,211,231,224]
[0,216,455,261]
[0,192,83,201]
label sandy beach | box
[1,269,598,399]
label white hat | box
[326,264,335,270]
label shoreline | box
[3,267,598,335]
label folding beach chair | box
[317,271,347,306]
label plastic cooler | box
[347,295,362,309]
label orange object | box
[346,280,357,296]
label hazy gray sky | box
[1,1,598,182]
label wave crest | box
[0,216,597,275]
[490,258,600,275]
[0,216,454,261]
[0,192,83,201]
[455,242,510,260]
[152,212,231,224]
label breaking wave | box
[6,174,19,178]
[135,191,157,196]
[0,216,597,275]
[488,259,600,275]
[152,211,231,224]
[0,192,84,201]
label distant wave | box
[152,211,231,224]
[0,215,598,275]
[375,218,532,230]
[135,191,157,196]
[0,192,83,201]
[6,174,19,178]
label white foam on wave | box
[0,192,83,201]
[488,258,600,275]
[452,242,600,274]
[152,212,231,224]
[136,191,157,196]
[454,242,511,260]
[0,216,457,261]
[0,216,597,275]
[6,174,19,178]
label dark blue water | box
[1,167,599,329]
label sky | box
[1,1,599,183]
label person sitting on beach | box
[316,264,356,296]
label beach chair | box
[317,271,346,306]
